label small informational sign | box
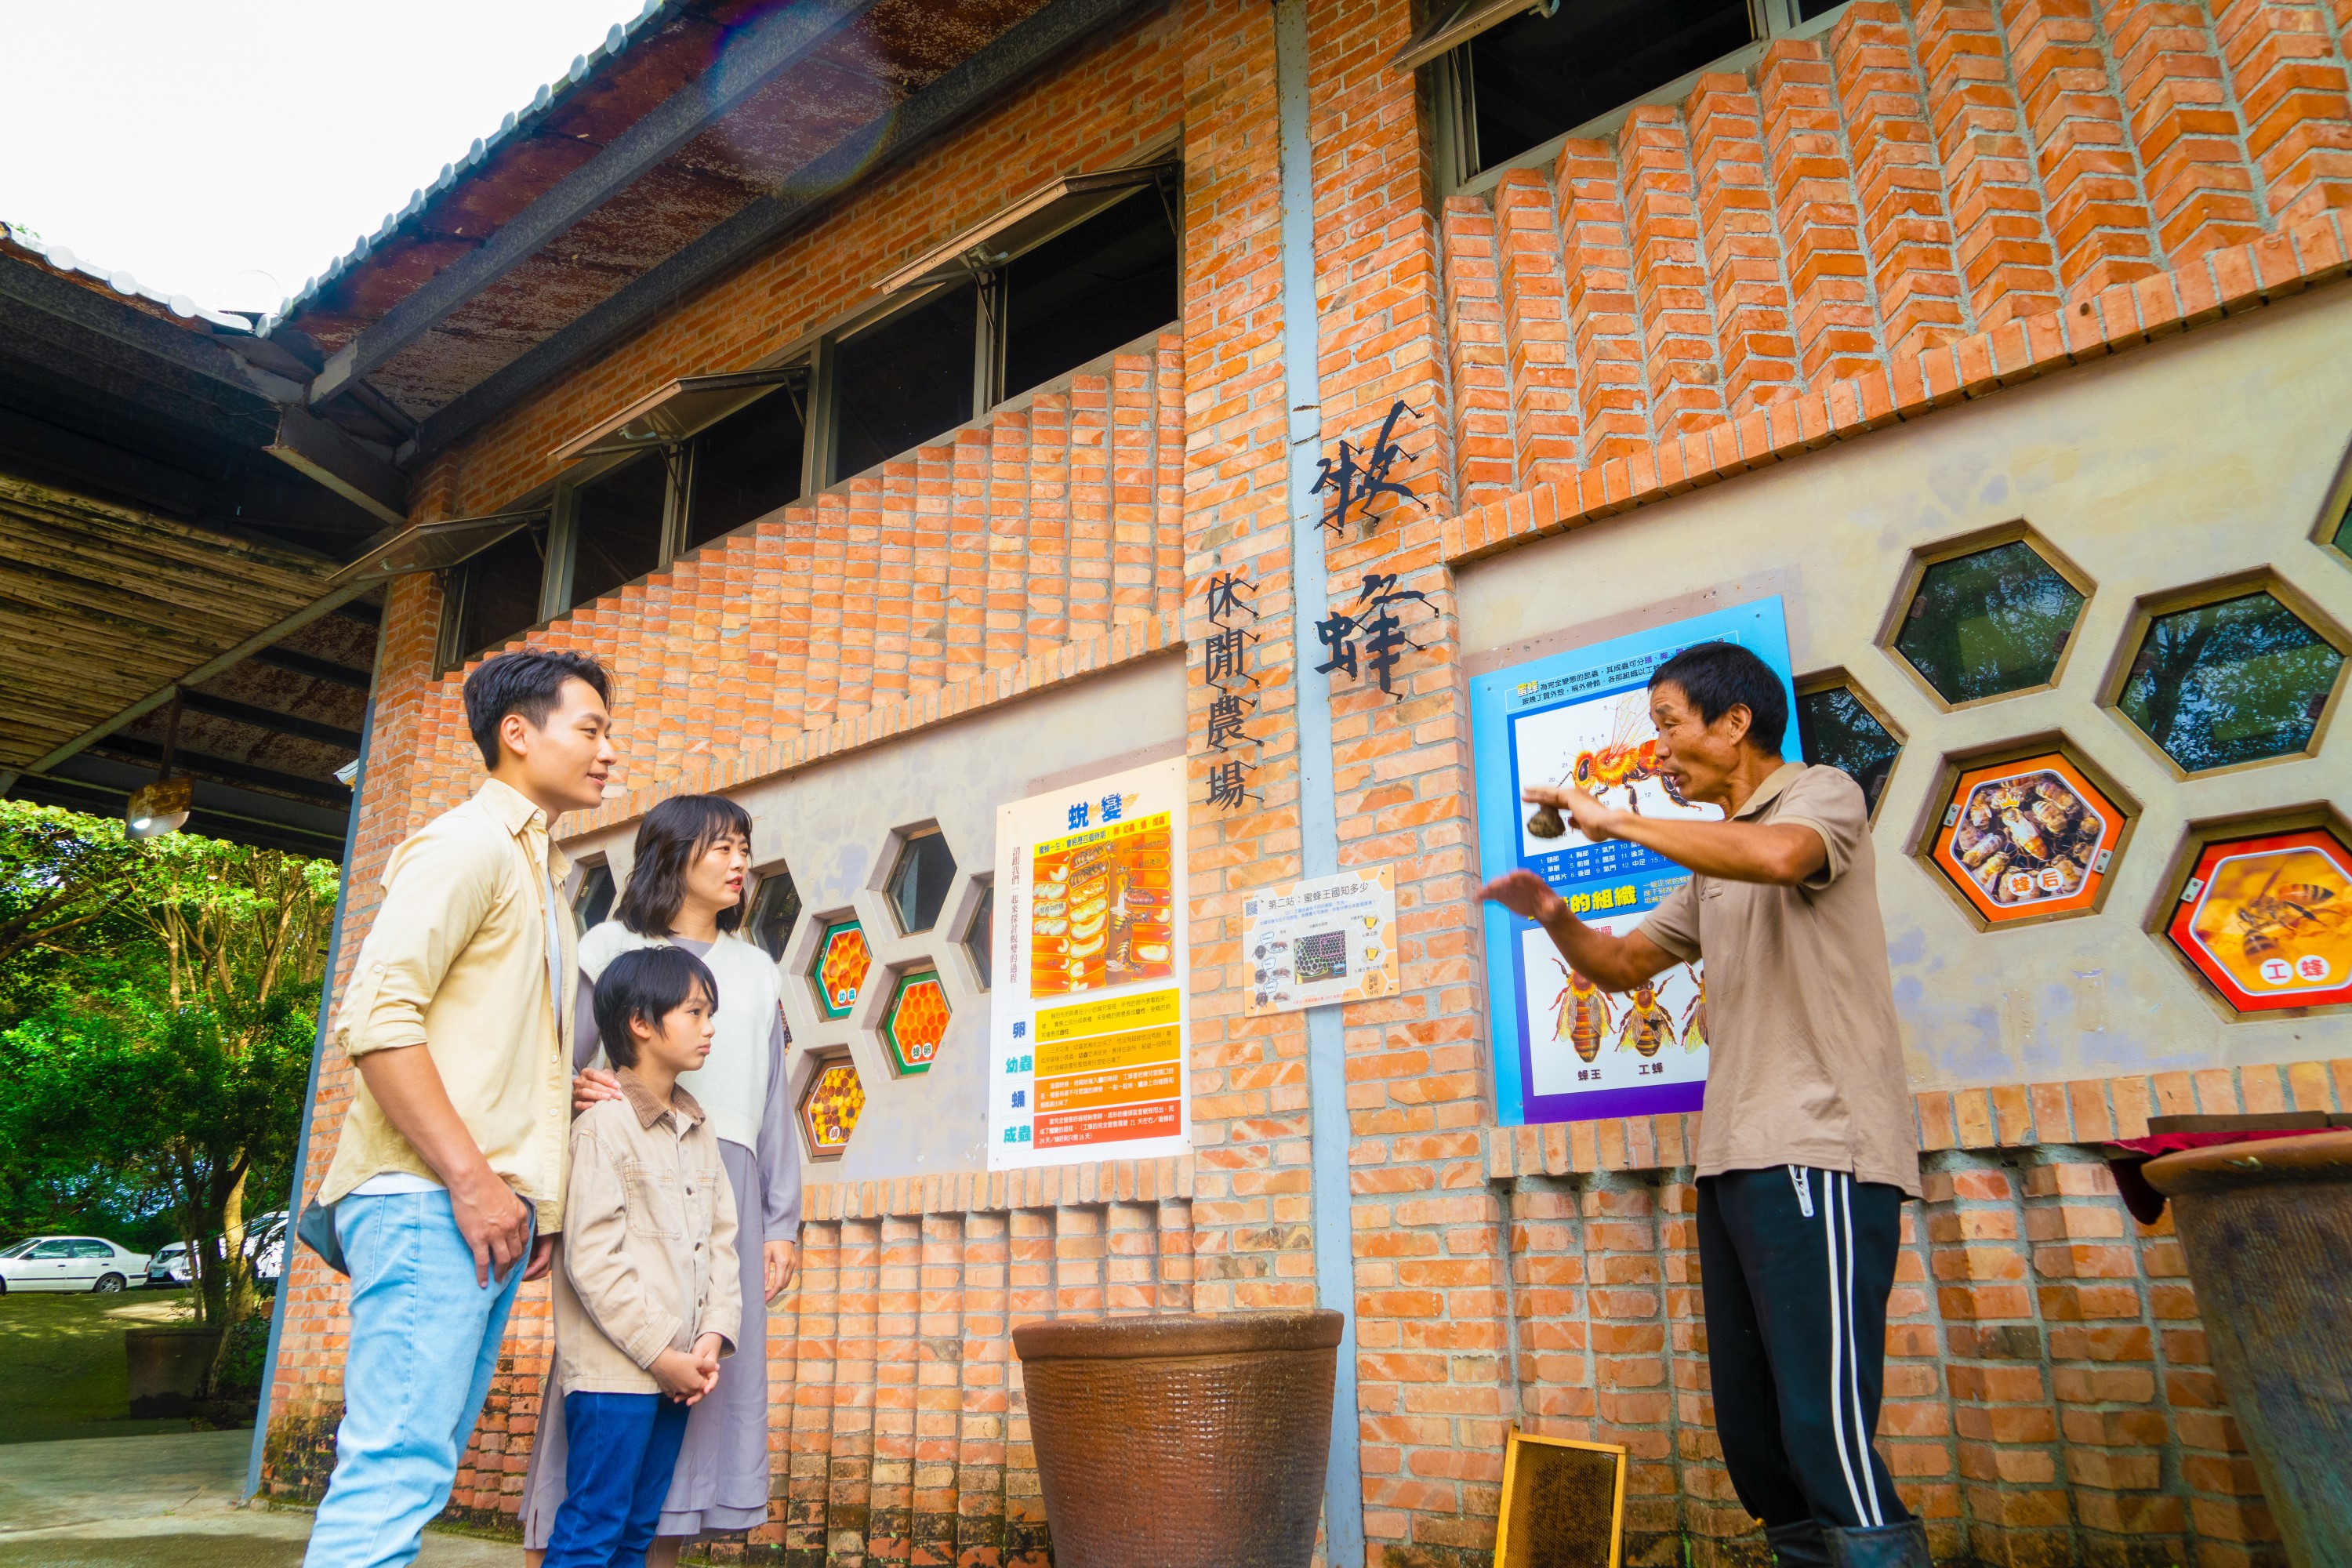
[1240,866,1399,1015]
[1469,597,1798,1127]
[988,757,1189,1170]
[1929,753,2122,924]
[2168,826,2352,1012]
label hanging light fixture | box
[126,691,191,840]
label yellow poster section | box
[1033,989,1182,1117]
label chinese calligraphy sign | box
[1312,400,1430,535]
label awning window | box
[550,366,804,465]
[328,510,546,587]
[877,162,1176,296]
[1392,0,1553,72]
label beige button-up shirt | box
[553,1073,741,1396]
[1639,762,1922,1196]
[319,778,579,1228]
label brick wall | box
[264,0,2352,1562]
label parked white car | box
[0,1236,151,1294]
[145,1242,194,1287]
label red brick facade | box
[265,1,2352,1563]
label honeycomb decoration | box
[798,1057,866,1158]
[884,970,950,1076]
[814,920,871,1020]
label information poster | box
[1469,597,1798,1126]
[1240,867,1399,1016]
[989,757,1189,1169]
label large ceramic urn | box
[1011,1309,1344,1568]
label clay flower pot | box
[2145,1131,2352,1567]
[1011,1309,1343,1568]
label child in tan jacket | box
[545,946,741,1568]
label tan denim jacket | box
[552,1073,742,1396]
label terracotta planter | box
[124,1326,223,1417]
[2144,1131,2352,1567]
[1011,1309,1343,1568]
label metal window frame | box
[1423,0,1853,196]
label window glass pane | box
[2333,495,2352,557]
[1004,188,1181,401]
[2118,593,2343,771]
[457,521,548,658]
[76,1240,112,1258]
[1464,0,1752,174]
[1795,686,1900,814]
[688,387,805,550]
[966,881,994,989]
[750,869,803,961]
[570,453,668,608]
[572,864,616,935]
[1892,540,2086,704]
[31,1240,71,1258]
[887,832,958,933]
[833,285,978,480]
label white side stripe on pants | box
[1819,1171,1885,1529]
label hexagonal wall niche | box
[2167,825,2352,1012]
[2116,590,2345,773]
[883,970,950,1076]
[1795,680,1902,815]
[798,1055,866,1159]
[1892,537,2086,705]
[2330,494,2352,562]
[887,830,957,933]
[812,919,871,1020]
[1927,750,2129,925]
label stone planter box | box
[124,1326,223,1417]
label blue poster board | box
[1472,597,1799,1127]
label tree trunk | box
[198,1163,252,1401]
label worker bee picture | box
[1933,756,2124,924]
[2170,829,2352,1011]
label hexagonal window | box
[572,862,615,935]
[965,880,994,989]
[2167,825,2352,1011]
[747,868,802,961]
[2117,591,2345,772]
[1795,682,1902,815]
[887,830,957,933]
[1927,750,2127,924]
[883,970,950,1076]
[799,1055,866,1159]
[812,919,871,1019]
[2330,494,2352,561]
[1893,539,2086,704]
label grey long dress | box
[521,937,802,1545]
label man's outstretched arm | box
[1479,869,1678,992]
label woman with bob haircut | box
[521,793,800,1566]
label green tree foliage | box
[0,802,338,1389]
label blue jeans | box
[545,1392,691,1568]
[303,1190,533,1568]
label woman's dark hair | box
[463,649,612,771]
[1648,641,1788,755]
[593,946,719,1069]
[612,793,754,937]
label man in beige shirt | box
[304,648,615,1568]
[1482,641,1926,1568]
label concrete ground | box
[0,1430,519,1566]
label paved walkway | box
[0,1431,517,1566]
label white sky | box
[0,1,652,314]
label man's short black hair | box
[463,649,612,771]
[1649,641,1788,755]
[593,946,718,1070]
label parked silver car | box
[145,1242,194,1287]
[0,1236,151,1294]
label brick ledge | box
[800,1152,1194,1221]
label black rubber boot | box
[1823,1519,1931,1568]
[1766,1520,1831,1568]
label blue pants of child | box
[543,1391,691,1568]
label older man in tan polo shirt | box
[1483,641,1926,1568]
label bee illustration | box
[2230,872,2349,967]
[1615,979,1675,1059]
[1679,966,1708,1053]
[1549,959,1615,1063]
[1529,693,1690,838]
